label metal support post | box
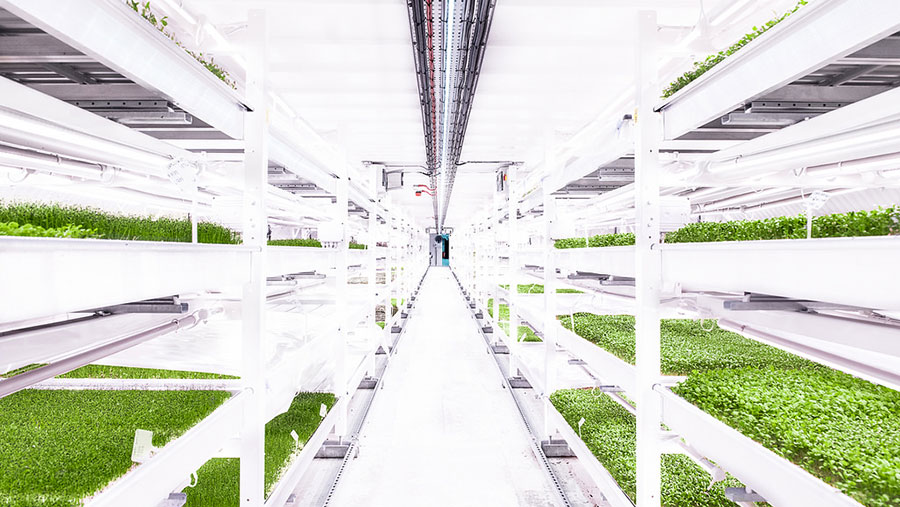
[239,9,267,506]
[366,198,377,372]
[507,165,520,374]
[190,197,198,244]
[542,182,558,439]
[389,209,397,326]
[334,158,350,438]
[635,10,662,506]
[491,185,500,328]
[383,199,393,344]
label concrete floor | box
[327,267,561,507]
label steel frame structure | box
[0,5,429,507]
[452,5,900,507]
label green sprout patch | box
[0,390,230,507]
[267,238,322,248]
[662,1,808,98]
[674,368,900,506]
[487,299,541,342]
[551,389,744,506]
[184,392,336,506]
[2,364,236,380]
[557,314,813,374]
[499,284,583,294]
[0,222,99,239]
[554,233,635,249]
[0,203,239,244]
[554,206,900,249]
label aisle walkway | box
[328,267,559,507]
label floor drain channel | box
[321,440,357,507]
[466,281,573,507]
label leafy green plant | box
[125,1,236,89]
[554,207,900,248]
[349,242,367,250]
[499,284,583,294]
[674,368,900,506]
[268,238,322,248]
[551,389,745,505]
[1,363,236,379]
[0,389,230,506]
[665,206,900,243]
[555,233,635,249]
[0,221,98,239]
[558,314,814,374]
[0,203,240,244]
[662,1,808,98]
[557,312,900,504]
[487,298,541,342]
[184,392,336,505]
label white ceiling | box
[175,0,804,231]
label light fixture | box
[720,112,808,127]
[0,107,171,177]
[108,111,193,126]
[0,144,105,181]
[706,120,900,178]
[806,152,900,178]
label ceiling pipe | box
[405,0,440,227]
[438,0,497,231]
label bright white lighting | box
[0,108,169,174]
[156,0,198,25]
[203,22,248,70]
[707,122,900,176]
[710,0,754,26]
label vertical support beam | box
[367,200,377,372]
[491,178,500,326]
[383,199,393,346]
[389,208,397,325]
[368,206,377,328]
[634,10,662,507]
[542,182,558,439]
[474,223,481,305]
[507,165,520,371]
[239,9,267,506]
[190,198,198,244]
[334,157,350,438]
[399,221,407,305]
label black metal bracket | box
[91,297,187,314]
[725,488,766,502]
[724,292,859,312]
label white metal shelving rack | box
[0,3,427,506]
[453,3,900,506]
